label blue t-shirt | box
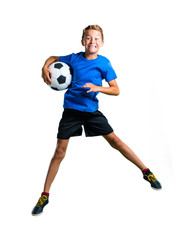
[59,52,117,112]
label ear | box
[101,41,104,47]
[81,39,85,46]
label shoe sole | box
[31,212,43,216]
[151,186,162,190]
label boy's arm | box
[100,79,120,95]
[82,79,120,96]
[42,56,59,85]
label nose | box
[90,37,95,43]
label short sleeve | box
[59,52,83,66]
[59,54,73,65]
[102,60,117,82]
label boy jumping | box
[32,25,162,216]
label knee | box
[53,146,66,161]
[109,136,123,149]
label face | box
[82,29,104,55]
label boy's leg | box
[103,132,162,189]
[32,138,69,216]
[43,138,69,193]
[103,132,147,171]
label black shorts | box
[57,109,113,139]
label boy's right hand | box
[42,67,53,85]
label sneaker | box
[32,194,49,216]
[143,170,162,190]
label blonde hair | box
[82,25,104,41]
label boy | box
[32,25,162,216]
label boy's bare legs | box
[43,138,69,193]
[103,132,147,171]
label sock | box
[41,192,49,197]
[142,168,150,174]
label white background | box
[0,0,178,239]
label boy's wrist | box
[97,86,102,92]
[42,65,48,71]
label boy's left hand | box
[81,83,99,93]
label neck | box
[84,52,98,60]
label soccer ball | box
[48,62,72,91]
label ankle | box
[41,192,49,196]
[142,168,150,174]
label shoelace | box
[146,174,157,182]
[36,195,48,207]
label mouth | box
[88,45,97,52]
[88,44,97,49]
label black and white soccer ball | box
[48,62,72,91]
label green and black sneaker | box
[32,193,49,216]
[143,169,162,190]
